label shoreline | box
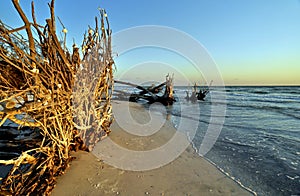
[52,101,254,195]
[202,156,257,196]
[184,129,257,196]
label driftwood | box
[186,81,212,102]
[114,74,175,106]
[140,81,166,95]
[0,0,114,195]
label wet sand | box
[52,101,253,196]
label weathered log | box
[114,80,158,102]
[186,81,212,102]
[115,80,154,94]
[141,82,166,95]
[196,89,209,101]
[114,74,175,106]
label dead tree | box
[159,74,175,105]
[0,1,114,194]
[115,74,175,106]
[186,81,211,102]
[196,80,212,101]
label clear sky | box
[1,0,300,85]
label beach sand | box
[52,101,253,196]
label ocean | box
[171,86,300,196]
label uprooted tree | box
[0,0,114,194]
[114,74,176,106]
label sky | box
[1,0,300,85]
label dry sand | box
[52,101,253,196]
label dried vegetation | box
[0,0,114,194]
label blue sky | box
[1,0,300,85]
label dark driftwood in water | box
[186,91,198,102]
[160,74,175,105]
[186,81,211,102]
[196,89,209,101]
[114,80,158,102]
[115,80,151,93]
[114,75,175,106]
[142,82,166,94]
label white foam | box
[286,175,299,180]
[291,161,298,166]
[187,132,198,154]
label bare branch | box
[12,0,36,68]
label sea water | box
[171,86,300,196]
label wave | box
[220,137,257,149]
[251,90,269,94]
[170,104,300,144]
[223,102,300,120]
